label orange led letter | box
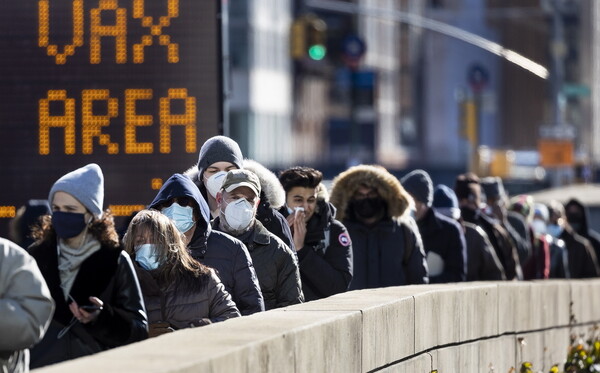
[159,89,196,154]
[132,0,180,63]
[82,89,119,154]
[90,0,127,64]
[38,0,84,65]
[125,89,154,154]
[39,90,76,155]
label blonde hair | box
[123,210,210,289]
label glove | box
[190,318,212,327]
[148,321,174,338]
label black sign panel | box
[0,0,222,235]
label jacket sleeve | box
[207,271,241,323]
[232,244,265,315]
[86,251,148,346]
[402,220,429,285]
[431,220,466,283]
[0,239,55,351]
[297,221,353,297]
[273,208,295,252]
[275,243,304,308]
[582,239,600,278]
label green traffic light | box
[308,44,326,60]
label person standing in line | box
[401,170,466,283]
[454,173,522,280]
[184,135,294,249]
[0,237,54,373]
[28,164,148,369]
[433,184,506,281]
[531,203,569,278]
[480,177,531,267]
[149,173,264,315]
[123,210,239,337]
[278,166,353,301]
[212,170,303,310]
[564,198,600,263]
[547,200,599,278]
[8,199,51,250]
[329,165,428,289]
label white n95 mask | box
[224,199,255,231]
[205,171,228,198]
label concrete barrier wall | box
[33,280,600,373]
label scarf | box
[57,231,102,300]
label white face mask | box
[223,198,255,232]
[204,171,228,198]
[161,202,195,233]
[135,243,161,271]
[531,219,547,236]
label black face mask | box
[350,197,385,219]
[566,214,584,233]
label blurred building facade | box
[226,0,597,183]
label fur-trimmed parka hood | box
[330,164,413,221]
[242,159,286,209]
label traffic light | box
[291,14,327,61]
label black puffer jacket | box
[330,165,429,289]
[280,195,353,301]
[134,267,240,328]
[149,174,264,316]
[417,207,466,283]
[29,238,148,368]
[213,218,303,310]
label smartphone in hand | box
[80,305,102,312]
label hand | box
[69,296,103,324]
[148,322,175,338]
[292,210,307,251]
[286,212,295,230]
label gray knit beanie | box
[400,169,433,207]
[49,163,104,218]
[197,136,243,178]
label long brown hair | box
[31,209,120,249]
[123,209,211,289]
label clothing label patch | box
[338,232,351,247]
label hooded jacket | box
[28,238,148,368]
[279,184,353,301]
[558,226,600,278]
[212,219,303,310]
[184,160,294,250]
[0,238,54,373]
[330,165,428,289]
[149,174,264,315]
[565,198,600,263]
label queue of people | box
[6,135,600,371]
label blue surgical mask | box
[52,211,87,239]
[547,224,563,238]
[135,244,161,271]
[161,202,195,233]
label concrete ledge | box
[33,280,600,373]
